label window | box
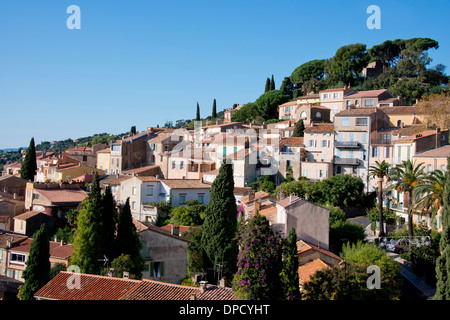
[150,262,164,278]
[132,187,137,195]
[364,99,374,107]
[132,201,137,210]
[223,146,227,157]
[308,140,316,147]
[356,118,368,126]
[333,93,340,99]
[346,100,351,107]
[355,100,359,107]
[322,140,330,147]
[164,145,169,152]
[180,161,184,170]
[361,133,367,144]
[303,169,310,177]
[111,145,121,152]
[179,194,186,204]
[146,187,153,196]
[372,147,379,157]
[322,93,329,100]
[172,161,176,169]
[341,117,349,127]
[198,194,204,204]
[384,147,390,158]
[300,111,307,119]
[10,253,26,265]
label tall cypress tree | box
[265,78,271,93]
[281,227,301,300]
[71,172,104,275]
[101,185,117,262]
[201,159,238,277]
[20,137,37,181]
[196,102,201,121]
[270,74,275,91]
[212,99,217,119]
[19,224,50,300]
[115,198,143,279]
[435,157,450,299]
[292,119,305,137]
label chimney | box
[108,268,115,277]
[199,281,208,293]
[13,193,17,200]
[254,199,261,212]
[171,225,180,236]
[123,271,130,279]
[248,190,255,201]
[219,277,227,288]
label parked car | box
[386,239,410,254]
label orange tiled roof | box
[304,123,334,133]
[36,188,88,203]
[298,258,329,285]
[344,89,388,98]
[34,272,237,300]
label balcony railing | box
[335,141,360,149]
[370,139,392,145]
[389,202,404,211]
[334,158,359,166]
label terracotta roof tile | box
[304,123,334,133]
[335,107,377,116]
[160,179,212,189]
[298,258,329,285]
[34,272,237,300]
[36,188,88,203]
[414,145,450,158]
[344,89,388,98]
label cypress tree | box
[19,224,50,300]
[212,99,217,119]
[71,172,104,275]
[101,185,117,262]
[201,159,238,277]
[270,74,275,91]
[20,137,37,181]
[281,227,301,300]
[292,119,305,137]
[115,198,144,279]
[265,78,271,93]
[130,126,137,135]
[196,102,201,121]
[435,157,450,299]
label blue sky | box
[0,0,449,149]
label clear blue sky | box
[0,0,449,149]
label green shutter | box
[160,262,164,277]
[150,262,154,277]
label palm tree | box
[413,169,447,226]
[387,160,426,240]
[369,160,390,237]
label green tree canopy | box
[325,43,370,86]
[20,137,37,181]
[291,119,305,137]
[232,212,283,300]
[19,224,50,300]
[281,227,300,300]
[254,90,291,120]
[201,160,238,276]
[435,158,450,299]
[290,59,326,86]
[115,198,144,279]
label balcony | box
[335,141,361,149]
[389,202,404,211]
[334,158,359,166]
[371,139,392,146]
